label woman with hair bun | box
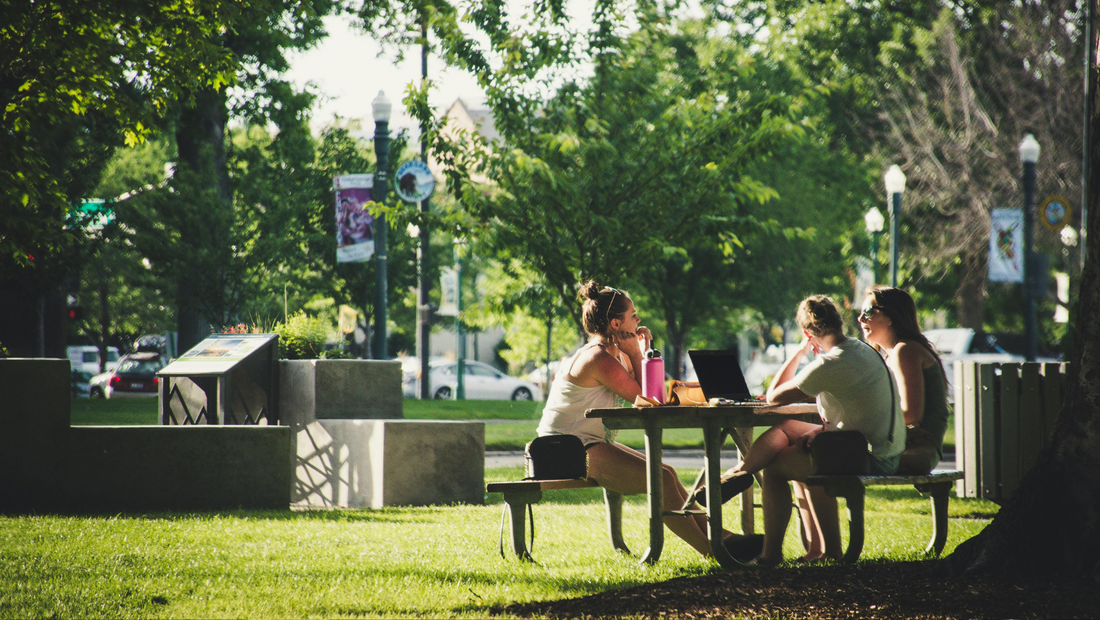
[691,294,904,565]
[537,280,758,559]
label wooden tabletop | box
[585,403,820,429]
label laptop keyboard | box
[709,398,769,407]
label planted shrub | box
[275,311,329,360]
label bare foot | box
[748,555,782,567]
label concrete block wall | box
[280,359,403,424]
[1,358,292,513]
[0,359,70,511]
[295,420,485,508]
[66,426,292,511]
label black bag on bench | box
[811,430,870,475]
[524,434,588,480]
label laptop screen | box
[688,350,753,401]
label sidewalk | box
[487,449,957,471]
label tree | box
[751,0,1086,340]
[946,3,1099,573]
[874,1,1085,334]
[0,0,235,357]
[419,5,807,369]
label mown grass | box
[70,399,957,453]
[0,464,998,619]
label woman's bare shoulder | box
[896,340,937,368]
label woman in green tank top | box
[858,286,950,474]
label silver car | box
[403,358,543,401]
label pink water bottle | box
[642,348,665,403]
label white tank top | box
[536,347,620,445]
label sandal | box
[691,471,755,507]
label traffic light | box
[67,306,84,322]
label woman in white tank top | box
[536,281,759,559]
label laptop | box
[687,350,762,405]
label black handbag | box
[810,341,898,476]
[524,434,588,480]
[811,430,871,475]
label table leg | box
[704,419,744,569]
[731,427,755,534]
[640,420,664,565]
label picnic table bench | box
[804,469,965,563]
[486,478,630,561]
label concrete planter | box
[279,359,403,427]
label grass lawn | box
[71,398,958,453]
[0,464,998,619]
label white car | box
[404,358,543,401]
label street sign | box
[1039,195,1071,231]
[394,160,435,203]
[67,199,115,230]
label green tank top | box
[919,364,949,458]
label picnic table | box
[585,403,819,570]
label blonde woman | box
[693,295,904,564]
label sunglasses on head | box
[858,305,885,322]
[602,287,621,320]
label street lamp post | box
[883,165,906,287]
[372,91,391,360]
[1020,133,1041,362]
[864,207,885,285]
[454,239,466,400]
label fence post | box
[1018,363,1043,479]
[977,363,998,501]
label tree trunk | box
[954,245,986,331]
[946,9,1100,575]
[174,87,230,352]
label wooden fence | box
[953,361,1070,502]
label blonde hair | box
[796,295,843,338]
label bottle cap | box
[646,348,662,358]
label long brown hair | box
[864,285,945,376]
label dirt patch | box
[494,560,1100,619]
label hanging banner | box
[989,208,1023,283]
[437,267,458,316]
[334,174,375,263]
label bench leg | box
[917,481,953,557]
[820,481,865,563]
[502,490,541,561]
[603,489,631,555]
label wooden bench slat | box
[806,470,964,487]
[486,479,598,493]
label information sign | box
[394,160,435,203]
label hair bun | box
[578,280,602,301]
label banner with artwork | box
[989,208,1023,283]
[334,174,375,263]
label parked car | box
[71,369,94,398]
[402,357,543,400]
[89,352,166,398]
[67,345,120,375]
[925,327,1060,401]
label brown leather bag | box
[667,381,707,406]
